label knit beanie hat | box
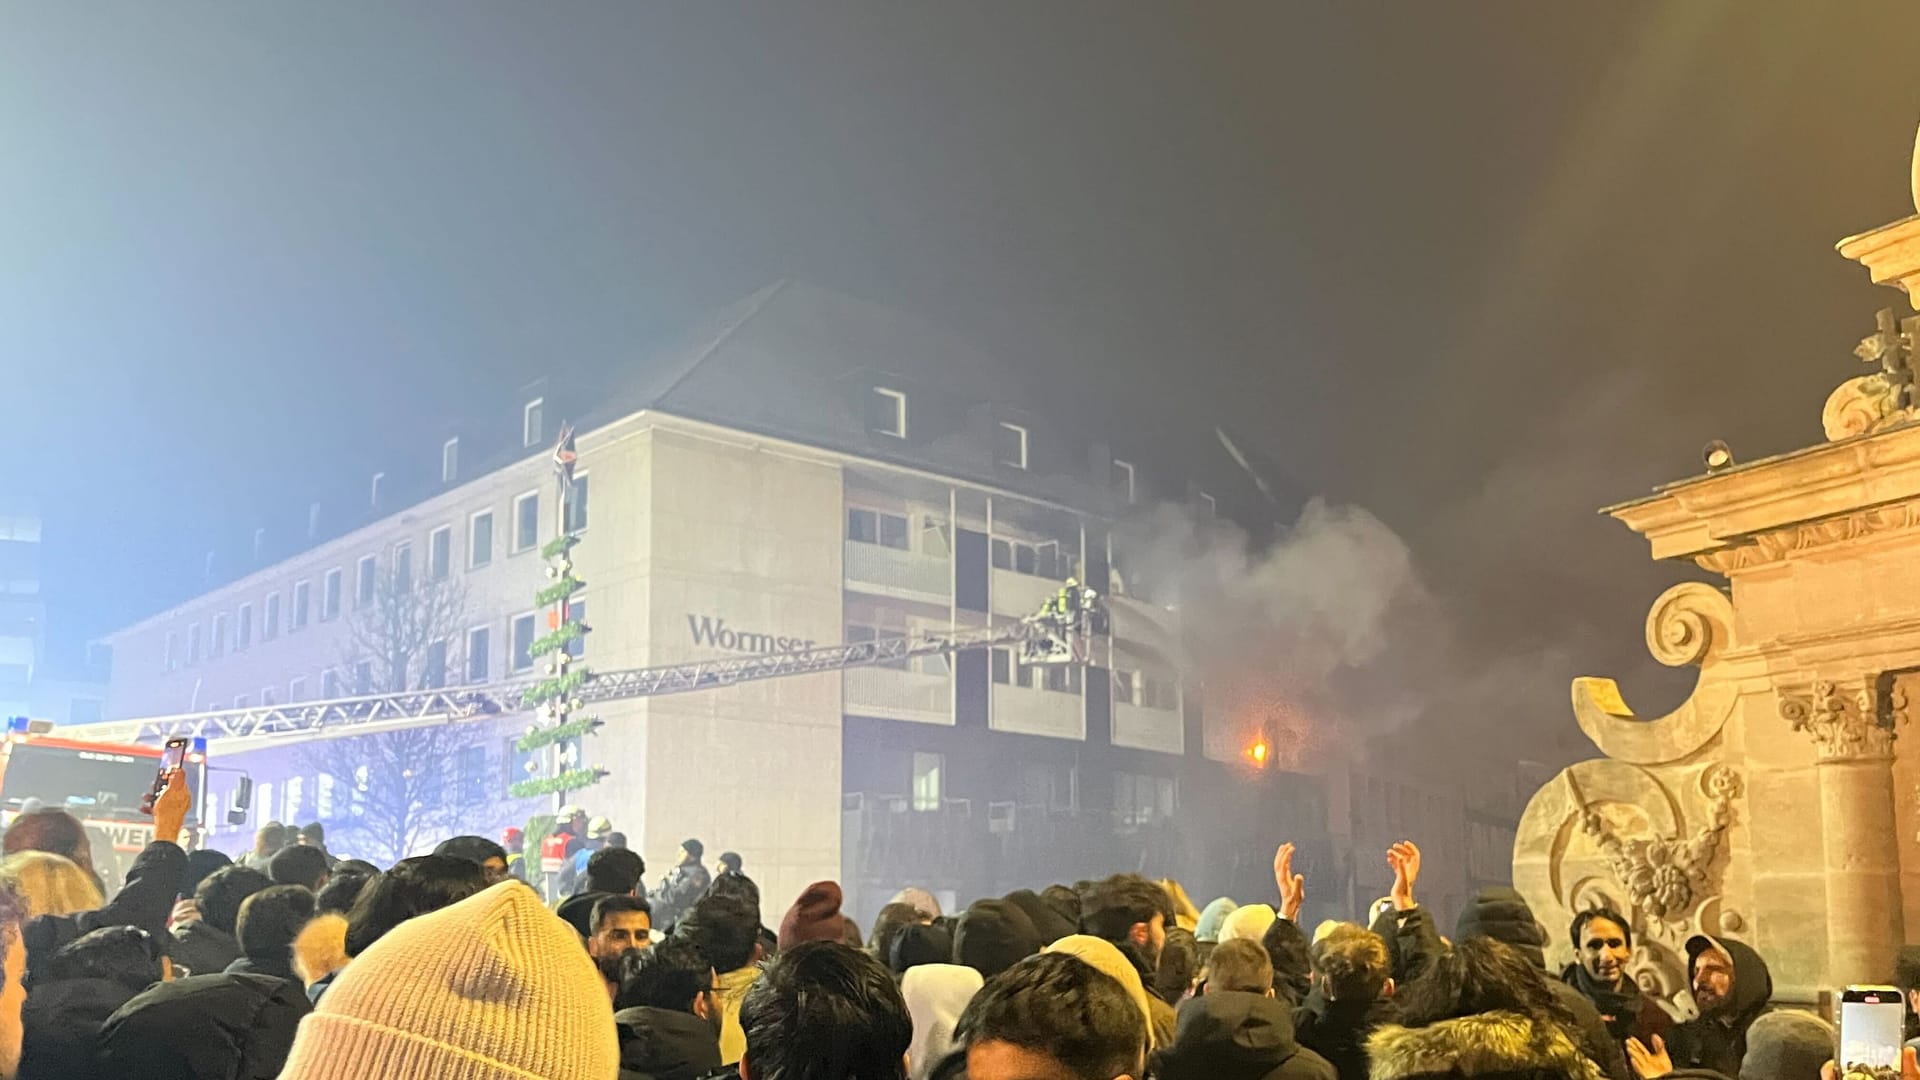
[1218,903,1277,945]
[278,881,618,1080]
[890,923,955,976]
[1195,897,1239,944]
[1455,887,1548,969]
[1004,888,1077,946]
[1045,935,1159,1050]
[1739,1010,1835,1080]
[954,898,1041,979]
[778,881,848,952]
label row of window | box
[865,387,1216,515]
[845,505,1076,583]
[220,602,587,708]
[990,648,1082,695]
[162,478,589,674]
[887,756,1175,829]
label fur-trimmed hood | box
[1366,1011,1602,1080]
[290,912,349,987]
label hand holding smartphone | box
[142,738,190,815]
[1840,985,1907,1080]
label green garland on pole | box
[535,577,585,607]
[516,716,604,753]
[528,621,585,659]
[510,768,608,800]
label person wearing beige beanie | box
[1044,934,1163,1051]
[278,881,619,1080]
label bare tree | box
[296,564,500,863]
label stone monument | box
[1512,130,1920,1008]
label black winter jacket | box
[18,976,143,1080]
[1157,991,1339,1080]
[94,972,311,1080]
[1293,987,1402,1080]
[1666,937,1773,1078]
[21,840,185,984]
[615,1005,725,1080]
[169,919,242,979]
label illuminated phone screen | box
[1841,989,1905,1080]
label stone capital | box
[1777,678,1898,762]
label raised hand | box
[1274,842,1305,921]
[1626,1035,1672,1080]
[152,768,191,846]
[1388,840,1421,911]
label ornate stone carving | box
[1824,374,1907,441]
[1571,583,1737,764]
[1692,502,1920,574]
[1778,679,1897,761]
[1578,764,1741,921]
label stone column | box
[1779,679,1905,986]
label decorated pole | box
[511,422,607,818]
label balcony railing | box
[990,684,1083,740]
[845,542,950,600]
[1112,701,1183,755]
[990,568,1059,619]
[1108,593,1179,655]
[844,666,952,725]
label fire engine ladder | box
[59,617,1069,752]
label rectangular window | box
[1113,459,1135,503]
[523,398,544,448]
[423,640,447,689]
[316,774,336,819]
[997,422,1028,470]
[1016,659,1036,689]
[210,614,228,659]
[1043,665,1081,694]
[469,511,494,568]
[513,492,539,553]
[565,600,586,659]
[466,626,491,682]
[991,648,1011,685]
[870,387,907,438]
[356,555,377,609]
[285,776,304,823]
[457,745,489,804]
[322,568,342,621]
[847,508,910,550]
[911,751,943,811]
[1112,669,1138,706]
[353,660,372,695]
[510,614,536,672]
[264,593,281,640]
[322,669,341,698]
[442,437,459,483]
[566,474,589,533]
[292,581,311,630]
[879,512,909,550]
[393,542,413,593]
[429,526,451,581]
[288,676,307,703]
[237,604,253,649]
[187,623,202,666]
[991,538,1011,571]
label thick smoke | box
[1112,497,1439,768]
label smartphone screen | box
[142,738,190,814]
[1841,986,1905,1080]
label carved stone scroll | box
[1572,583,1738,765]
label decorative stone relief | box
[1571,583,1737,764]
[1579,764,1741,922]
[1824,374,1907,441]
[1693,502,1920,574]
[1778,679,1898,762]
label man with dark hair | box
[229,884,316,983]
[589,895,652,960]
[432,834,510,885]
[739,941,911,1080]
[1563,907,1669,1049]
[296,822,336,868]
[1079,874,1176,1046]
[676,891,766,1067]
[654,838,711,929]
[954,898,1041,980]
[1206,938,1274,995]
[1649,935,1774,1078]
[1294,924,1400,1080]
[614,938,724,1079]
[956,951,1146,1080]
[269,844,330,892]
[173,864,272,977]
[313,867,374,916]
[556,846,647,938]
[342,854,487,959]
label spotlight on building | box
[1703,439,1735,473]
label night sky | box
[6,3,1920,763]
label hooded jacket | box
[654,860,712,926]
[1450,889,1632,1080]
[1560,962,1672,1047]
[1158,990,1339,1080]
[1366,1010,1605,1080]
[1667,936,1773,1077]
[94,972,312,1080]
[615,1005,724,1080]
[18,975,143,1080]
[169,918,242,979]
[1293,986,1403,1080]
[904,963,984,1080]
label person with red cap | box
[778,881,848,952]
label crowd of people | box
[0,769,1899,1080]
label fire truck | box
[0,718,208,888]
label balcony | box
[844,666,952,725]
[1109,593,1179,657]
[991,684,1083,740]
[991,568,1059,619]
[1113,701,1183,755]
[845,542,949,602]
